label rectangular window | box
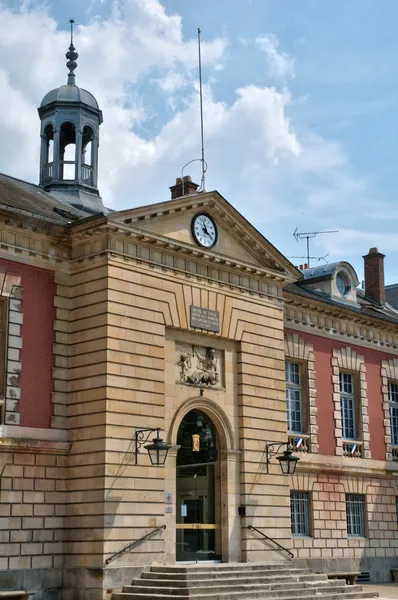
[340,372,356,440]
[389,382,398,446]
[346,494,365,537]
[290,491,310,537]
[285,361,302,433]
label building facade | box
[1,31,398,600]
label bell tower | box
[37,20,104,214]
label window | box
[285,361,302,433]
[389,382,398,446]
[346,494,365,537]
[291,491,310,537]
[340,372,356,440]
[0,297,7,424]
[336,272,350,296]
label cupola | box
[37,20,104,214]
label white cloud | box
[255,34,295,80]
[0,0,389,278]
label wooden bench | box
[327,572,360,586]
[0,592,30,600]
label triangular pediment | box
[109,191,300,280]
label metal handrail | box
[247,525,294,559]
[105,524,166,565]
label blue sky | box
[1,0,398,284]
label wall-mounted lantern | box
[265,442,299,475]
[135,428,171,466]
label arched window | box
[60,122,76,180]
[81,126,94,185]
[43,124,54,164]
[42,124,54,182]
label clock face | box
[192,213,218,248]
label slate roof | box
[286,282,398,326]
[40,85,100,110]
[386,284,398,310]
[0,173,86,224]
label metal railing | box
[42,162,53,182]
[105,524,166,565]
[247,525,294,559]
[82,164,94,185]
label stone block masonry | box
[0,439,69,600]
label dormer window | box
[336,272,351,297]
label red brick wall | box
[0,258,54,428]
[286,328,392,459]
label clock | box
[191,213,218,248]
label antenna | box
[288,253,330,265]
[293,227,338,268]
[181,28,208,196]
[70,19,75,44]
[198,28,206,192]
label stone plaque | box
[190,305,220,333]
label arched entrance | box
[176,409,221,562]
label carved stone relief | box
[176,344,223,388]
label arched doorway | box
[176,409,221,562]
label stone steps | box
[113,592,378,600]
[111,563,379,600]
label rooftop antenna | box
[198,27,206,192]
[181,27,207,195]
[293,227,338,268]
[288,253,330,266]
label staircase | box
[112,563,379,600]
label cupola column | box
[75,129,83,182]
[39,134,48,185]
[92,137,99,187]
[52,128,61,181]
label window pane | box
[339,372,353,395]
[286,387,302,433]
[346,494,365,537]
[389,382,398,404]
[341,396,355,439]
[390,406,398,446]
[286,361,300,385]
[291,492,309,537]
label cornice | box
[108,191,300,281]
[0,217,71,269]
[285,291,398,352]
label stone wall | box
[291,470,398,581]
[0,440,69,600]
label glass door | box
[176,410,221,562]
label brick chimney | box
[169,176,199,200]
[363,247,386,305]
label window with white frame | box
[346,494,365,537]
[285,361,302,433]
[340,372,356,440]
[389,382,398,446]
[290,491,310,537]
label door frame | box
[163,397,241,564]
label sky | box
[0,0,398,284]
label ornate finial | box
[66,19,78,85]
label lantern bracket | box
[135,428,161,464]
[265,441,299,474]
